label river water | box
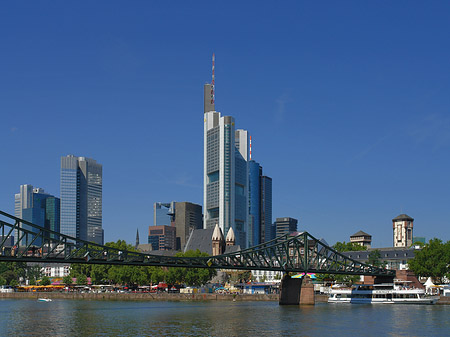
[1,299,449,336]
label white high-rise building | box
[203,90,249,248]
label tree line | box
[70,240,216,287]
[1,240,216,287]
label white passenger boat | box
[328,282,438,304]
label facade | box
[343,247,416,270]
[153,202,175,226]
[41,263,71,278]
[14,185,60,246]
[173,202,203,250]
[260,175,273,242]
[60,155,103,244]
[148,225,176,251]
[275,217,298,238]
[248,160,261,247]
[350,230,372,248]
[392,214,414,248]
[203,111,250,248]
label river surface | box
[1,299,449,336]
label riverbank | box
[2,292,448,304]
[0,292,329,302]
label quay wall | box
[0,292,329,302]
[5,292,448,304]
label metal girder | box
[0,210,395,277]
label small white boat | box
[37,298,52,302]
[328,281,439,305]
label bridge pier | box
[279,274,315,305]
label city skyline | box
[2,2,450,247]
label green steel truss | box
[0,210,394,276]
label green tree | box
[2,270,18,285]
[62,275,73,286]
[76,274,88,285]
[333,241,367,252]
[408,238,450,283]
[26,265,42,284]
[368,249,382,267]
[0,276,6,286]
[40,276,51,286]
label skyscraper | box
[248,160,261,247]
[14,185,60,245]
[203,56,250,248]
[60,155,103,244]
[260,175,273,242]
[153,202,175,226]
[174,201,203,250]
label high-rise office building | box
[248,160,261,247]
[260,175,273,242]
[275,217,298,238]
[203,56,275,249]
[153,202,175,226]
[148,225,176,251]
[174,201,203,250]
[14,185,60,245]
[204,110,250,247]
[60,155,103,244]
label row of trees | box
[69,240,216,287]
[408,238,450,283]
[0,262,43,286]
[1,240,217,287]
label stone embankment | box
[2,292,447,304]
[0,292,329,302]
[0,292,278,301]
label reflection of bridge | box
[0,210,395,304]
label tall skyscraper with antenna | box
[203,54,251,248]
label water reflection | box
[1,299,449,336]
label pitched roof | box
[392,214,414,221]
[226,227,235,242]
[224,245,241,254]
[212,224,223,241]
[350,230,371,237]
[184,228,215,255]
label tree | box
[368,249,382,267]
[62,275,73,286]
[408,238,450,283]
[40,276,51,286]
[333,241,367,252]
[76,274,88,285]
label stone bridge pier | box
[279,274,315,305]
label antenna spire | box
[211,53,215,105]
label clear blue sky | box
[2,1,450,248]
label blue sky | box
[1,1,450,247]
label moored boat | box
[328,281,438,304]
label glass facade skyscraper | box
[14,185,60,246]
[203,58,271,249]
[60,155,103,244]
[248,160,261,247]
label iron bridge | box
[0,211,394,277]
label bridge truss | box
[0,210,394,277]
